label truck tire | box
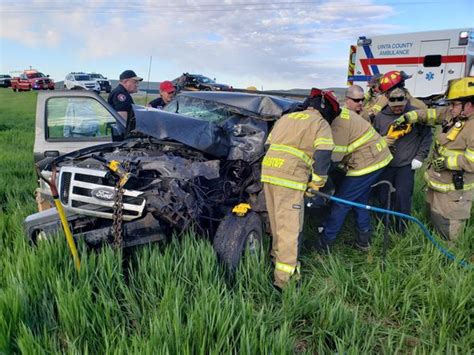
[12,87,17,92]
[213,211,263,271]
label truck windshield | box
[197,76,215,84]
[89,74,103,79]
[75,75,91,81]
[27,72,46,78]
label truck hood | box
[133,105,230,158]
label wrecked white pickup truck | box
[24,90,309,269]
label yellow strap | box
[261,175,307,191]
[275,262,296,275]
[346,153,393,176]
[313,137,334,148]
[424,171,474,192]
[333,127,376,154]
[269,144,313,166]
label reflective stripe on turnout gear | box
[424,171,474,192]
[268,144,313,166]
[333,127,377,154]
[346,152,393,176]
[275,262,296,275]
[313,137,334,148]
[437,144,474,169]
[261,175,307,191]
[426,109,437,125]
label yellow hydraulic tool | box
[92,154,131,187]
[36,164,81,272]
[386,123,412,140]
[232,203,252,217]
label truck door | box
[34,92,120,162]
[415,40,449,97]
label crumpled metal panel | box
[222,117,268,161]
[133,106,230,158]
[141,155,220,180]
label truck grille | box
[58,166,145,221]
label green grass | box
[0,88,473,353]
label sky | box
[0,0,473,90]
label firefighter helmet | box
[446,77,474,101]
[307,88,341,123]
[379,71,404,92]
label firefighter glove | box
[411,159,423,170]
[306,180,323,197]
[432,157,446,172]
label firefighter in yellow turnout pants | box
[261,88,337,289]
[394,77,474,240]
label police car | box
[88,73,112,93]
[64,72,100,92]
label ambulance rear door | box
[414,40,450,97]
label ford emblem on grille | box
[91,188,115,201]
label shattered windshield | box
[164,95,237,123]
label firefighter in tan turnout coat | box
[395,77,474,240]
[261,88,337,289]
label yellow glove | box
[306,180,324,197]
[393,114,409,129]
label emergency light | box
[459,31,469,45]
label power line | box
[0,0,451,13]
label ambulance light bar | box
[459,31,469,45]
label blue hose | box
[314,191,472,269]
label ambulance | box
[347,28,474,98]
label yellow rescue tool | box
[386,123,413,140]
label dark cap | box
[119,70,143,81]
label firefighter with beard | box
[394,77,474,240]
[261,88,337,289]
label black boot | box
[355,230,371,251]
[314,236,332,254]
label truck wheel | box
[213,211,263,271]
[203,87,212,91]
[12,87,17,92]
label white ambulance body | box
[347,28,473,98]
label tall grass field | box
[0,89,472,353]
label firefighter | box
[373,87,433,232]
[362,74,383,118]
[261,88,336,289]
[379,70,427,110]
[345,85,365,115]
[394,77,474,240]
[317,100,393,252]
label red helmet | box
[379,71,403,92]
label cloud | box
[0,0,400,88]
